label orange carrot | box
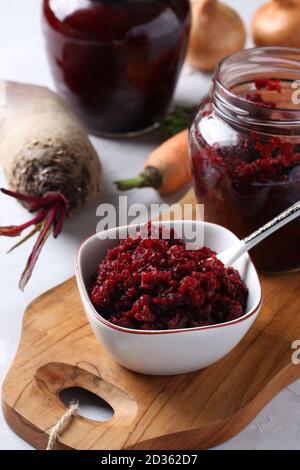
[115,129,191,194]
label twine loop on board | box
[46,400,79,450]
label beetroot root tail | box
[0,189,68,290]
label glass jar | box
[190,47,300,272]
[42,0,191,137]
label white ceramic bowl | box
[76,221,262,376]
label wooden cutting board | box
[2,189,300,450]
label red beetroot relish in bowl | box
[89,226,248,331]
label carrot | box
[115,129,191,194]
[0,81,102,290]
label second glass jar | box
[190,47,300,272]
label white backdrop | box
[0,0,299,450]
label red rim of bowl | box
[75,226,262,336]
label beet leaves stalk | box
[157,105,196,138]
[0,188,68,291]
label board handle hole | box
[60,387,114,422]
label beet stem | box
[0,188,68,290]
[1,188,50,210]
[19,207,57,291]
[0,209,49,237]
[0,188,68,212]
[7,223,43,254]
[53,203,66,238]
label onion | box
[252,0,300,47]
[187,0,246,72]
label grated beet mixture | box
[90,227,248,330]
[191,78,300,271]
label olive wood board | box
[2,188,300,450]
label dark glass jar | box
[190,47,300,272]
[42,0,191,136]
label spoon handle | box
[218,200,300,267]
[244,200,300,247]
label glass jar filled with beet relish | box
[190,48,300,272]
[42,0,191,136]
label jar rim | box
[213,47,300,130]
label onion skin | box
[252,0,300,48]
[187,0,246,72]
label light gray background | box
[0,0,299,450]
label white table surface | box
[0,0,299,451]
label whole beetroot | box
[0,81,102,289]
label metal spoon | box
[217,200,300,267]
